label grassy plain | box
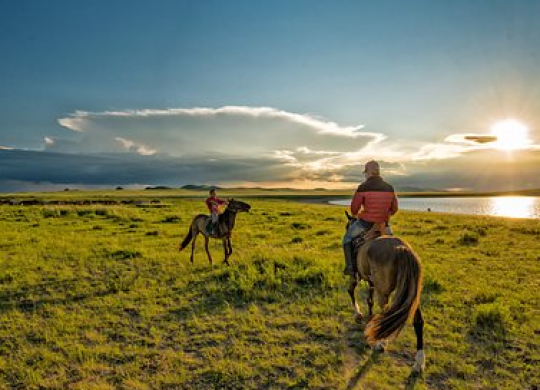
[0,191,538,389]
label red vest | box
[350,176,398,223]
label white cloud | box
[59,106,378,137]
[54,106,387,163]
[411,143,472,161]
[115,137,157,156]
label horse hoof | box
[412,350,425,374]
[372,342,385,353]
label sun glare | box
[490,119,531,151]
[489,196,535,219]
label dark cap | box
[363,160,380,174]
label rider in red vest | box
[343,160,399,276]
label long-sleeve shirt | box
[205,196,227,214]
[350,176,398,223]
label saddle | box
[351,222,386,260]
[205,218,220,237]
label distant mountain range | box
[175,184,439,192]
[180,184,222,190]
[394,186,441,193]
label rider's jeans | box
[342,219,392,245]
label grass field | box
[0,193,538,389]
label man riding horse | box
[179,197,251,266]
[343,161,425,373]
[342,160,398,277]
[205,189,228,236]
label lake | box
[329,196,540,219]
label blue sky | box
[1,0,540,192]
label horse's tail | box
[179,227,193,251]
[365,245,423,344]
[179,215,207,251]
[180,216,199,251]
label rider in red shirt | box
[343,160,398,276]
[205,189,228,234]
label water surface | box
[329,196,540,219]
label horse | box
[345,211,425,373]
[179,199,251,266]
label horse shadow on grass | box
[343,319,423,390]
[343,318,376,390]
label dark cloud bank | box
[2,148,540,193]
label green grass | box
[0,195,539,389]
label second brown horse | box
[179,199,251,266]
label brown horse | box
[345,211,425,373]
[179,199,251,266]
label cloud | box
[445,133,490,144]
[115,137,157,156]
[3,147,540,192]
[402,150,540,191]
[0,149,295,186]
[55,106,382,159]
[3,105,540,192]
[463,135,498,144]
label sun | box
[490,119,531,151]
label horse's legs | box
[227,238,233,256]
[412,306,426,373]
[367,281,375,318]
[371,289,390,352]
[222,239,231,266]
[347,276,362,322]
[204,236,213,266]
[190,231,198,263]
[375,289,389,309]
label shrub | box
[471,302,512,342]
[315,230,331,236]
[291,236,303,243]
[42,208,63,218]
[162,215,181,223]
[77,209,94,217]
[458,232,479,245]
[472,292,499,305]
[291,222,310,230]
[95,208,108,216]
[423,278,444,294]
[108,250,142,260]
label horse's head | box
[227,198,251,213]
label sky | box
[1,0,540,192]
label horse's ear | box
[345,210,353,221]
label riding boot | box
[343,242,356,276]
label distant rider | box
[343,160,398,276]
[205,189,228,235]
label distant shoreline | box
[1,188,539,201]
